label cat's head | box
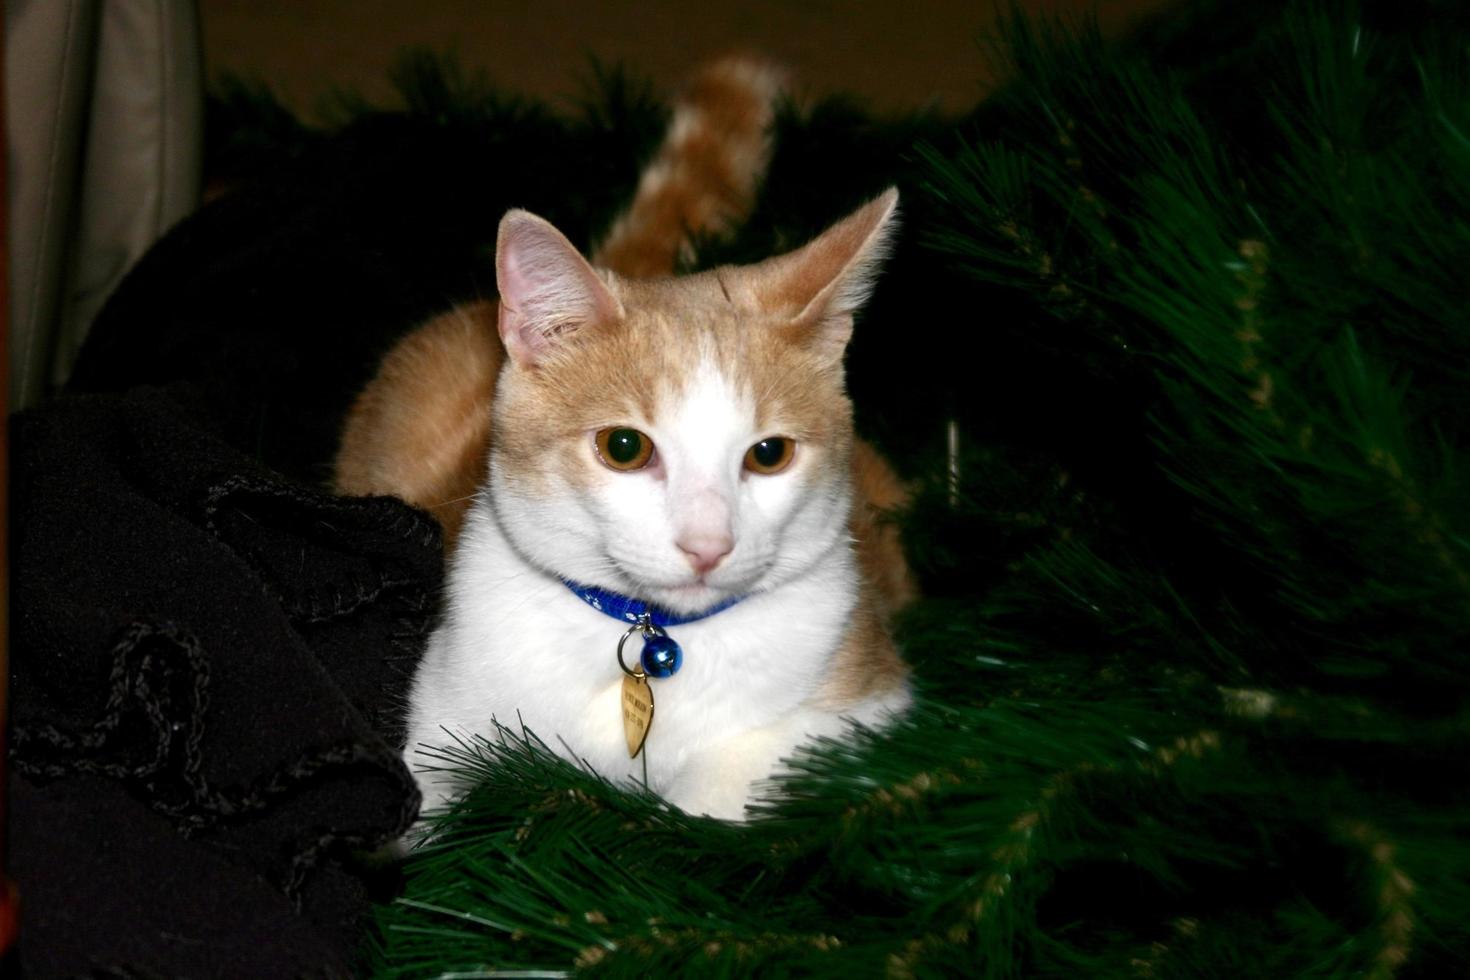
[486,189,898,614]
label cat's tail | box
[591,54,787,278]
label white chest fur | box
[403,495,905,822]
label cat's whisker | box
[428,492,482,509]
[482,573,577,634]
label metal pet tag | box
[621,672,655,759]
[617,617,658,759]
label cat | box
[335,58,915,824]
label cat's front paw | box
[663,774,756,822]
[662,735,792,821]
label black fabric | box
[8,385,441,977]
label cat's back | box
[335,298,503,545]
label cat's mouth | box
[652,582,735,615]
[667,581,714,597]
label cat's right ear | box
[496,210,624,368]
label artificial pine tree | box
[367,3,1470,975]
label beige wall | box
[200,0,1178,117]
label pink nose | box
[677,535,734,576]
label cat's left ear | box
[743,187,899,364]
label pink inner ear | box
[495,210,623,366]
[497,237,539,315]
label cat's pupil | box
[753,438,786,468]
[607,429,643,465]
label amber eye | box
[595,427,655,471]
[744,437,795,475]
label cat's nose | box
[677,535,734,576]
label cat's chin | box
[648,582,739,617]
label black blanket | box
[9,383,441,976]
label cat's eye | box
[595,427,655,471]
[744,437,795,475]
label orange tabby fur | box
[336,300,503,542]
[593,55,787,276]
[335,57,916,619]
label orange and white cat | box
[336,59,913,823]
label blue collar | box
[562,578,745,628]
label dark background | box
[199,0,1178,119]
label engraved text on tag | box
[621,672,655,758]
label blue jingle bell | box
[640,632,683,678]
